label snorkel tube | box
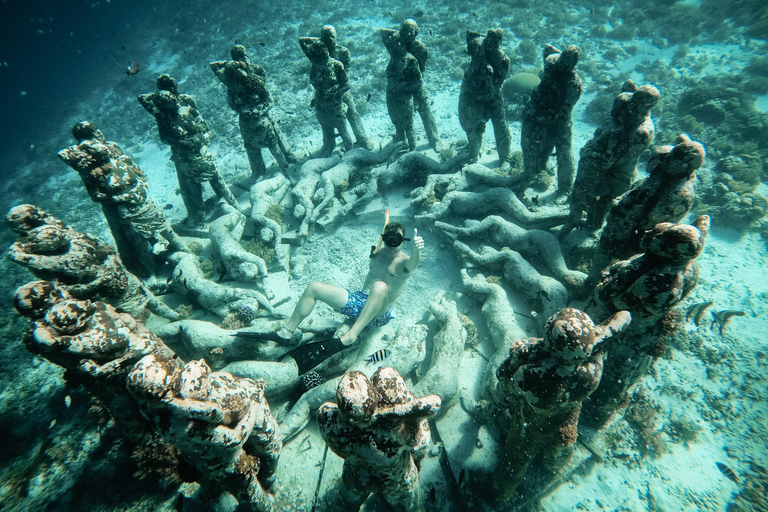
[370,209,390,258]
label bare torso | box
[363,249,411,308]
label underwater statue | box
[127,354,281,512]
[57,121,189,276]
[519,44,583,196]
[317,367,441,511]
[320,24,372,149]
[396,18,439,148]
[299,37,354,156]
[562,80,660,237]
[587,134,706,290]
[381,29,420,151]
[15,280,175,440]
[138,73,239,228]
[489,308,630,505]
[582,215,710,427]
[458,29,512,164]
[7,204,179,320]
[210,44,296,177]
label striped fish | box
[366,349,391,366]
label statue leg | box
[415,86,439,147]
[490,104,511,162]
[343,91,372,149]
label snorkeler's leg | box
[282,282,349,336]
[339,280,389,345]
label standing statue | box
[489,308,630,505]
[519,44,583,196]
[381,29,421,151]
[138,74,239,227]
[210,44,296,178]
[458,29,512,164]
[562,80,660,237]
[58,121,189,276]
[7,204,179,320]
[299,37,354,156]
[587,134,705,289]
[582,216,709,427]
[398,19,439,148]
[127,354,281,512]
[317,368,441,511]
[320,25,372,149]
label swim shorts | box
[340,290,396,328]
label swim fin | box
[230,331,291,344]
[282,337,348,375]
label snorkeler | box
[237,212,424,374]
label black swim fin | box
[283,337,348,375]
[230,331,290,344]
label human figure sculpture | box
[582,216,710,427]
[317,367,441,511]
[299,37,354,156]
[381,29,421,151]
[397,18,439,148]
[15,282,175,440]
[562,80,660,237]
[210,44,296,177]
[459,29,512,164]
[587,134,705,289]
[7,204,179,320]
[519,44,583,195]
[489,308,630,505]
[126,354,281,512]
[138,74,239,227]
[320,24,372,149]
[57,121,189,276]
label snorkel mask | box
[382,231,410,247]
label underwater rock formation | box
[127,355,281,511]
[563,80,660,237]
[490,308,631,505]
[299,36,354,156]
[58,121,189,276]
[210,44,295,177]
[582,215,710,427]
[458,29,511,164]
[138,73,239,227]
[317,367,440,511]
[519,44,583,195]
[588,134,705,289]
[7,204,179,320]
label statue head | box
[72,120,105,143]
[542,308,601,362]
[155,74,179,95]
[400,18,419,44]
[127,354,182,402]
[14,280,70,318]
[230,44,249,62]
[44,299,94,335]
[320,24,337,48]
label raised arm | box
[405,228,423,273]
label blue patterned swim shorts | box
[340,290,396,328]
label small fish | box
[711,310,746,335]
[412,9,424,17]
[163,203,173,210]
[366,92,372,102]
[716,462,739,483]
[126,61,140,76]
[686,301,713,327]
[428,29,433,36]
[366,348,391,365]
[258,42,266,47]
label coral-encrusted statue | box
[459,29,512,164]
[299,37,354,156]
[563,80,660,237]
[15,281,175,440]
[138,74,239,227]
[7,204,179,320]
[588,134,705,287]
[210,45,296,177]
[582,216,710,427]
[317,367,441,511]
[57,121,188,276]
[381,29,421,151]
[127,354,281,512]
[491,308,630,504]
[519,44,583,195]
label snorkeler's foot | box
[283,336,348,375]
